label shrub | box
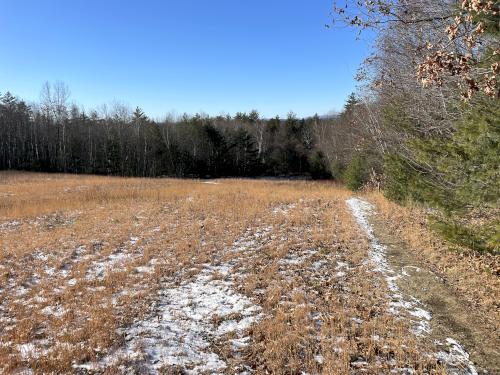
[330,160,346,181]
[343,154,369,191]
[431,216,499,254]
[383,97,500,253]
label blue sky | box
[0,1,371,119]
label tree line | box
[0,84,360,179]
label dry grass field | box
[0,172,497,374]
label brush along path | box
[348,197,500,375]
[0,173,456,373]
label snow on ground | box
[86,236,143,280]
[81,228,268,374]
[0,220,22,232]
[347,198,432,334]
[278,249,317,266]
[0,212,79,233]
[112,264,260,374]
[272,203,296,215]
[346,197,478,375]
[18,343,41,360]
[437,339,478,375]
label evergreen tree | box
[343,93,359,113]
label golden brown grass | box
[0,171,444,374]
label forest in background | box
[0,86,354,179]
[1,0,498,253]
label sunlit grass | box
[0,171,444,373]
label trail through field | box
[77,198,497,374]
[347,197,499,375]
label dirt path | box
[349,197,500,375]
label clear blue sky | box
[0,0,371,119]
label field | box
[0,172,498,374]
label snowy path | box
[347,197,479,375]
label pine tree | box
[343,93,359,113]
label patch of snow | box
[279,249,317,266]
[59,268,71,279]
[86,250,131,280]
[15,286,30,297]
[41,305,66,317]
[0,220,22,232]
[18,343,40,359]
[336,261,349,269]
[272,203,296,215]
[334,261,350,277]
[32,250,48,262]
[136,265,154,274]
[113,267,259,373]
[437,339,478,375]
[75,245,86,256]
[231,336,250,351]
[402,266,421,277]
[86,231,265,374]
[33,296,47,303]
[312,260,328,270]
[351,317,364,324]
[230,226,273,254]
